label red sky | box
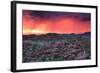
[22,10,91,35]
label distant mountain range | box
[23,32,90,40]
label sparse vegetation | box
[23,32,91,63]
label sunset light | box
[22,10,91,35]
[32,29,48,35]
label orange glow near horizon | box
[22,11,91,35]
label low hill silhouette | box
[23,32,90,40]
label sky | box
[22,10,91,35]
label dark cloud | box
[23,10,91,21]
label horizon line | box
[23,32,91,36]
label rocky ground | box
[23,33,91,63]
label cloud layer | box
[22,10,91,35]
